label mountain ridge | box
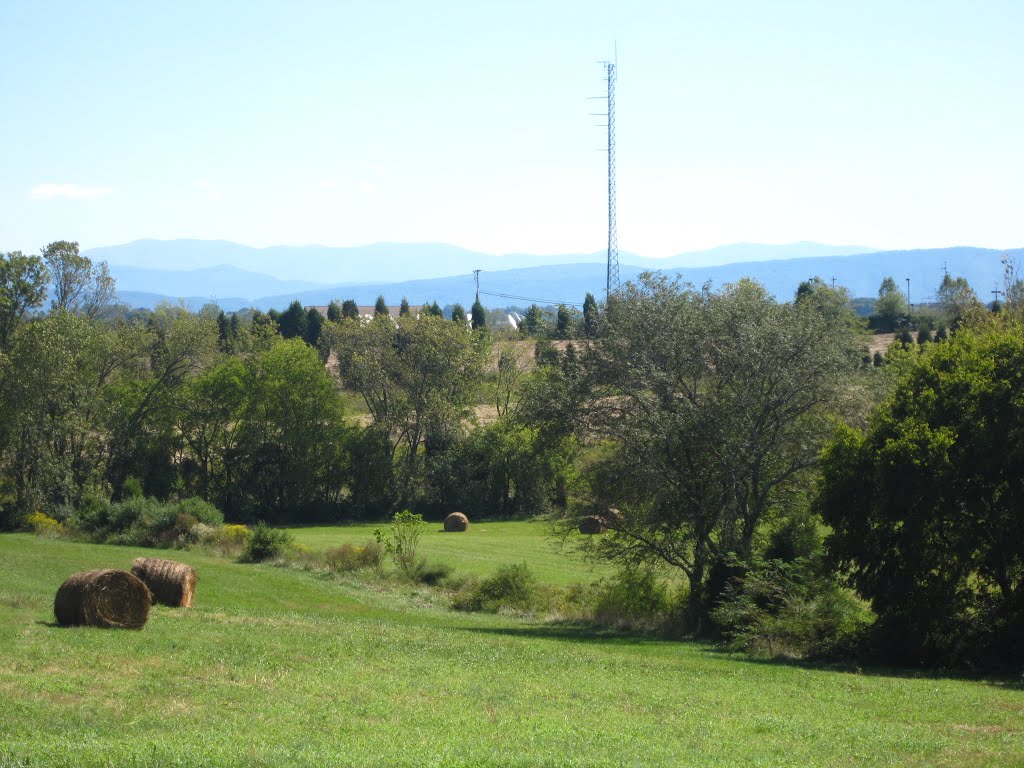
[98,245,1024,312]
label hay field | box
[1,534,1022,768]
[288,519,616,586]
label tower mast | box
[604,59,619,299]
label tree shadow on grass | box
[459,622,1024,690]
[457,621,705,648]
[703,642,1024,690]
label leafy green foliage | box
[818,324,1024,666]
[0,250,49,352]
[323,313,485,507]
[240,521,293,562]
[872,276,908,331]
[573,274,857,629]
[452,563,545,613]
[374,510,426,576]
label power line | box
[478,289,584,308]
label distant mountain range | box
[85,240,1022,311]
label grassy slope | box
[1,534,1022,768]
[288,520,616,586]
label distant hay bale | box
[444,512,469,532]
[131,557,197,607]
[578,516,606,535]
[53,569,152,629]
[600,507,621,525]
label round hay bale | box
[578,515,606,535]
[444,512,469,532]
[599,507,621,525]
[53,569,151,629]
[131,557,197,607]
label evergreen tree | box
[341,299,359,320]
[217,311,230,351]
[327,300,343,322]
[450,303,467,325]
[522,304,542,336]
[277,300,308,340]
[399,297,411,317]
[556,305,572,339]
[471,299,486,330]
[583,292,599,338]
[374,295,389,317]
[425,301,444,318]
[304,307,324,347]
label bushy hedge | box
[61,495,224,548]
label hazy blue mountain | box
[115,291,253,313]
[109,264,321,302]
[641,241,874,269]
[247,247,1024,312]
[87,239,603,285]
[85,239,873,288]
[99,241,1022,311]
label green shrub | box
[711,557,871,659]
[589,569,671,631]
[67,495,226,548]
[175,497,224,527]
[26,511,67,538]
[374,510,425,576]
[413,560,453,586]
[324,541,383,573]
[122,476,144,499]
[452,563,545,613]
[240,522,293,563]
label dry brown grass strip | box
[131,557,197,607]
[53,569,152,629]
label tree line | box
[3,241,1023,666]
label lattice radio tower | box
[602,58,619,299]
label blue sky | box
[1,0,1021,258]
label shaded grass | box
[1,534,1023,767]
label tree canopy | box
[817,325,1024,665]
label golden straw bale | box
[131,557,197,607]
[444,512,469,532]
[53,569,151,629]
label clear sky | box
[1,0,1021,258]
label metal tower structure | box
[603,60,619,298]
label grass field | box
[287,519,616,586]
[1,534,1022,767]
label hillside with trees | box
[3,241,1024,668]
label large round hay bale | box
[600,507,621,525]
[131,557,197,607]
[578,516,606,535]
[53,569,151,629]
[444,512,469,532]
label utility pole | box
[906,278,911,312]
[473,269,481,303]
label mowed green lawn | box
[1,535,1022,768]
[287,519,616,586]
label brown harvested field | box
[866,332,898,356]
